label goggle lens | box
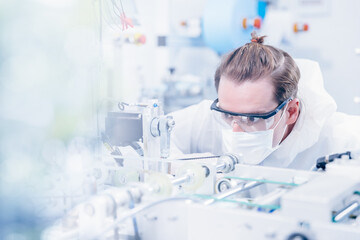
[216,112,276,132]
[210,98,292,132]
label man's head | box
[213,33,301,145]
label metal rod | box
[204,181,263,205]
[175,155,220,161]
[171,175,190,186]
[253,188,288,206]
[333,201,360,222]
[216,163,226,172]
[101,154,218,164]
[158,161,171,174]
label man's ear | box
[286,98,300,125]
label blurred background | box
[0,0,359,239]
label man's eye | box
[248,116,260,123]
[223,113,232,119]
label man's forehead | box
[218,76,278,114]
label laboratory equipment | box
[43,104,360,240]
[103,100,175,172]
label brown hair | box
[215,31,300,103]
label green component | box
[224,176,300,187]
[193,194,280,210]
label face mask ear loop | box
[273,103,290,146]
[273,102,290,130]
[263,98,293,130]
[230,119,236,129]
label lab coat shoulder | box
[320,112,360,153]
[169,100,222,154]
[278,112,360,170]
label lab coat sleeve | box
[168,104,199,155]
[168,100,213,155]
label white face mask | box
[222,110,287,165]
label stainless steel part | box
[204,180,263,205]
[333,201,360,222]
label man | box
[170,34,360,170]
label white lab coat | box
[169,59,360,170]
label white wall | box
[272,0,360,115]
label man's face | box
[217,76,289,146]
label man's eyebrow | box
[250,108,276,114]
[218,103,276,115]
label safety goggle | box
[210,98,292,132]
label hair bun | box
[250,31,266,44]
